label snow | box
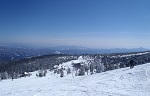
[54,51,61,54]
[1,63,150,96]
[24,72,28,75]
[117,52,150,58]
[56,56,87,70]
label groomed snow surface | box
[1,63,150,96]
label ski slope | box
[0,63,150,96]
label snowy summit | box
[0,63,150,96]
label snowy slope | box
[0,63,150,96]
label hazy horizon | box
[0,0,150,49]
[0,43,149,50]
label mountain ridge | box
[0,45,150,62]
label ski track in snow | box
[0,63,150,96]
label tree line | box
[1,51,150,80]
[50,51,150,77]
[0,54,78,80]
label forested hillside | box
[0,51,150,80]
[0,54,78,80]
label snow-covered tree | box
[43,70,47,77]
[60,68,64,77]
[66,67,71,74]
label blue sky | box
[0,0,150,48]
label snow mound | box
[0,63,150,96]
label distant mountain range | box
[0,45,150,62]
[49,46,150,54]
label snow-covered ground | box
[0,63,150,96]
